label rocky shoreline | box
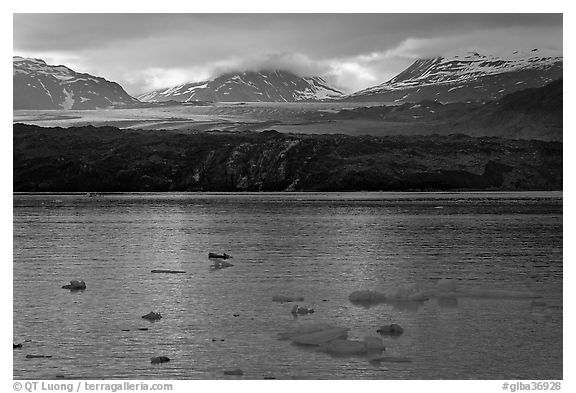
[13,123,562,192]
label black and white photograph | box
[10,6,566,388]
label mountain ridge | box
[346,49,562,103]
[138,70,344,103]
[13,56,139,110]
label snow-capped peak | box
[14,56,138,110]
[348,49,562,101]
[138,70,344,103]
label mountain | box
[304,79,562,141]
[13,124,561,192]
[13,56,139,110]
[347,49,562,103]
[138,70,344,103]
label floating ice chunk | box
[436,278,459,292]
[142,311,162,321]
[223,368,243,376]
[62,280,86,290]
[392,283,429,300]
[458,289,539,299]
[291,328,350,346]
[349,290,388,304]
[318,336,384,355]
[431,279,540,300]
[208,252,232,259]
[377,324,404,336]
[291,304,314,315]
[363,336,385,352]
[319,339,367,355]
[437,296,459,308]
[349,284,429,305]
[150,356,170,364]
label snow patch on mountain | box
[62,89,74,110]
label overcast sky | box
[13,14,563,95]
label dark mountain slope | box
[303,80,562,141]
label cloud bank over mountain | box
[14,14,562,95]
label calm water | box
[13,192,563,380]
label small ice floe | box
[349,285,429,311]
[437,296,459,308]
[318,336,385,356]
[291,304,314,315]
[151,356,170,364]
[291,328,350,346]
[279,323,389,362]
[223,368,243,376]
[142,312,162,321]
[208,252,232,260]
[272,295,304,303]
[376,324,404,336]
[430,278,541,300]
[61,280,86,290]
[349,284,429,303]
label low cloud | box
[15,24,562,96]
[204,52,403,94]
[121,67,211,95]
[384,26,563,59]
[210,52,328,79]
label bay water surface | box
[13,192,563,379]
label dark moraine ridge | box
[13,123,562,192]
